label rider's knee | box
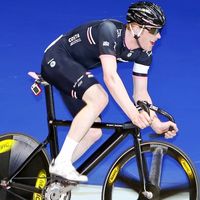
[96,88,109,108]
[83,84,109,110]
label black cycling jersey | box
[41,19,153,117]
[44,19,152,71]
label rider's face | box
[139,27,161,51]
[129,24,162,51]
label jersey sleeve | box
[98,20,117,57]
[133,50,152,77]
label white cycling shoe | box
[49,160,88,183]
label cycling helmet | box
[126,1,166,28]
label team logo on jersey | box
[103,41,110,47]
[68,33,81,46]
[48,58,56,68]
[127,52,132,57]
[127,50,134,58]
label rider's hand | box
[131,109,152,129]
[151,117,179,139]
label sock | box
[55,137,78,165]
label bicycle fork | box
[133,130,153,199]
[133,131,165,199]
[133,130,168,200]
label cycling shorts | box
[41,37,99,116]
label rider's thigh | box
[82,84,109,108]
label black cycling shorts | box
[41,37,99,116]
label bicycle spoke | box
[149,145,167,187]
[13,176,50,180]
[160,184,191,198]
[6,189,28,200]
[117,173,141,193]
[10,181,42,194]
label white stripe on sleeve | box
[133,63,150,75]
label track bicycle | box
[0,72,199,200]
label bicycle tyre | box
[102,141,199,200]
[0,133,50,200]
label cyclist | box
[41,1,178,182]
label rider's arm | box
[100,54,151,128]
[133,75,157,119]
[133,75,152,104]
[133,73,178,137]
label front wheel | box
[102,141,199,200]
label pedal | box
[49,159,79,185]
[51,174,79,186]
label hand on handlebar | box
[151,118,179,139]
[131,109,153,129]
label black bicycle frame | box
[45,84,148,183]
[8,83,149,194]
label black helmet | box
[126,1,166,28]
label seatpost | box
[44,84,59,159]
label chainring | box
[43,178,75,200]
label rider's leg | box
[72,117,102,163]
[50,84,108,181]
[41,46,107,181]
[59,91,103,163]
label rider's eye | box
[145,27,161,35]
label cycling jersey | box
[41,19,153,117]
[44,19,152,72]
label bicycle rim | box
[0,133,50,200]
[102,141,199,200]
